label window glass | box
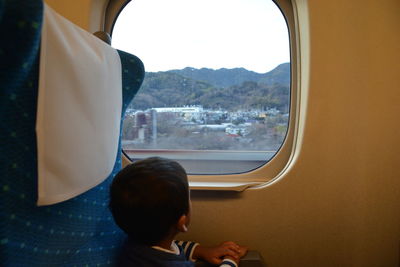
[112,0,290,175]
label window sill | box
[189,181,262,192]
[123,149,275,175]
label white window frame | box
[105,0,306,190]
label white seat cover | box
[36,4,122,206]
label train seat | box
[0,0,144,265]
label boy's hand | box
[193,241,247,265]
[222,242,248,265]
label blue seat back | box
[0,1,144,265]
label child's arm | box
[192,241,248,267]
[174,240,200,262]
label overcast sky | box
[112,0,290,73]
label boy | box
[109,157,247,266]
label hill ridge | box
[129,63,290,112]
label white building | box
[152,106,203,121]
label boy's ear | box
[177,214,189,233]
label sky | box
[112,0,290,73]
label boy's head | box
[109,157,190,246]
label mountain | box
[129,72,215,110]
[258,63,290,86]
[129,63,290,112]
[168,63,290,88]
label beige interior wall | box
[186,0,400,266]
[45,0,400,266]
[44,0,107,33]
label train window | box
[109,0,298,183]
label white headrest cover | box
[36,4,122,205]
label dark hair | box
[109,157,189,245]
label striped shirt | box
[118,238,237,267]
[155,241,237,267]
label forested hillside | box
[169,62,290,88]
[129,63,290,112]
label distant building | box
[153,106,204,121]
[126,111,155,143]
[225,125,250,136]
